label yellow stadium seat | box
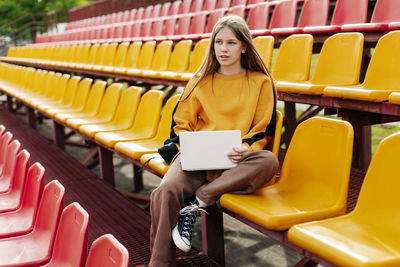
[23,72,61,104]
[220,117,353,231]
[156,40,192,80]
[73,44,91,69]
[65,83,122,129]
[114,94,180,159]
[54,80,106,123]
[114,42,142,74]
[37,75,81,113]
[276,33,364,95]
[105,42,129,73]
[33,73,71,109]
[140,152,169,176]
[78,86,142,138]
[99,42,118,72]
[46,78,93,118]
[80,44,100,70]
[272,34,313,82]
[141,40,173,78]
[288,132,400,267]
[176,39,210,81]
[253,36,274,69]
[41,76,81,115]
[126,41,156,76]
[94,90,163,147]
[325,31,400,102]
[89,43,110,71]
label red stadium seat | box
[201,8,227,38]
[271,0,329,35]
[0,180,64,267]
[0,131,12,177]
[0,139,20,195]
[216,0,231,9]
[178,0,192,14]
[0,149,29,214]
[247,2,270,37]
[160,2,171,17]
[0,162,44,239]
[182,11,208,40]
[303,0,368,34]
[42,203,89,267]
[169,0,181,15]
[269,0,298,35]
[85,234,129,267]
[190,0,204,12]
[230,0,246,7]
[342,0,400,32]
[203,0,217,10]
[227,4,245,18]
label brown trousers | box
[149,150,278,267]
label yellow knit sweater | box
[158,70,277,165]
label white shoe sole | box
[172,225,191,252]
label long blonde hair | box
[182,15,273,100]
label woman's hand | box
[227,145,248,163]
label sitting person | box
[149,15,279,266]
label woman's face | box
[214,27,245,73]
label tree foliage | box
[0,0,92,35]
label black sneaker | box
[172,200,206,252]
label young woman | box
[149,15,279,266]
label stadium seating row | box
[6,31,400,103]
[36,0,400,44]
[1,63,400,266]
[0,125,129,266]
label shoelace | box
[179,203,207,240]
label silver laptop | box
[179,130,241,171]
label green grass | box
[276,107,400,155]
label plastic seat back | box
[153,95,180,141]
[150,41,173,72]
[136,41,156,70]
[0,125,4,136]
[68,78,93,111]
[33,180,65,248]
[330,0,368,25]
[272,34,313,82]
[49,74,70,103]
[94,83,123,121]
[185,39,210,74]
[3,149,30,207]
[9,162,44,237]
[102,43,118,68]
[169,0,181,15]
[311,32,363,85]
[85,234,129,267]
[361,31,400,91]
[57,76,81,107]
[178,0,191,14]
[79,81,107,117]
[43,203,89,267]
[124,42,142,69]
[203,0,216,10]
[93,44,109,66]
[296,0,329,28]
[160,2,171,17]
[0,131,13,175]
[112,43,129,69]
[352,132,400,222]
[247,2,269,31]
[253,36,274,69]
[0,139,21,193]
[130,90,164,137]
[278,117,353,211]
[190,0,203,12]
[264,110,283,158]
[187,11,207,36]
[216,0,230,9]
[228,5,245,18]
[109,86,142,129]
[370,0,400,23]
[269,0,298,30]
[84,44,100,66]
[167,40,192,73]
[205,9,226,34]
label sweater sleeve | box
[242,77,277,151]
[158,79,200,164]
